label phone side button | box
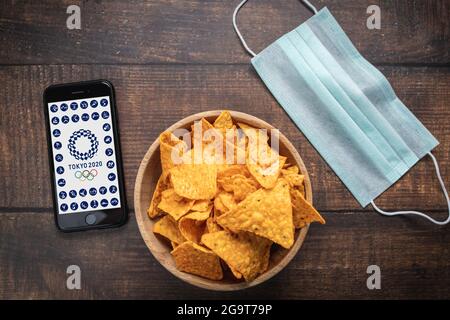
[85,214,97,225]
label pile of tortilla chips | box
[148,111,325,282]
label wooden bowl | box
[134,110,312,291]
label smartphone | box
[43,80,127,232]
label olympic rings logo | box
[74,169,98,181]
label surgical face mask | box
[233,0,449,225]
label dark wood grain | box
[0,210,449,299]
[0,0,448,65]
[0,65,449,213]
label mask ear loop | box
[233,0,318,58]
[371,152,450,225]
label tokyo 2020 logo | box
[68,129,99,160]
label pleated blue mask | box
[233,0,449,225]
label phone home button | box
[85,214,97,225]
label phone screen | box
[47,96,121,215]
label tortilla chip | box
[224,124,238,142]
[170,164,217,200]
[191,199,211,212]
[192,118,215,140]
[229,266,243,279]
[218,164,258,188]
[219,258,243,279]
[178,207,212,243]
[214,192,236,216]
[214,111,234,130]
[281,165,299,175]
[238,122,269,143]
[290,189,325,228]
[218,174,259,202]
[171,242,223,280]
[147,174,169,218]
[223,137,246,166]
[191,118,215,148]
[153,215,186,244]
[214,111,239,159]
[205,217,222,233]
[298,185,306,198]
[218,191,237,210]
[160,131,187,178]
[201,230,271,281]
[233,181,259,202]
[213,196,225,217]
[247,153,286,189]
[186,136,224,166]
[215,163,232,175]
[157,188,195,220]
[217,165,250,179]
[217,179,294,249]
[282,172,304,189]
[203,135,228,165]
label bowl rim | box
[134,110,312,291]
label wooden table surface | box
[0,0,449,299]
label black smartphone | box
[43,80,127,232]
